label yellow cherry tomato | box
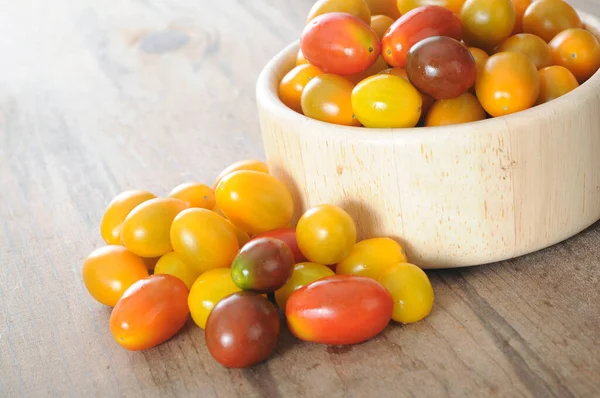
[296,204,357,265]
[168,182,215,210]
[425,92,486,126]
[121,198,189,258]
[397,0,465,14]
[364,0,401,19]
[549,28,600,83]
[170,208,239,273]
[301,74,361,127]
[460,0,516,50]
[188,268,242,329]
[279,64,324,113]
[297,50,309,66]
[351,74,422,128]
[336,238,407,279]
[215,170,294,235]
[378,263,434,323]
[346,56,390,85]
[370,15,395,40]
[275,262,335,309]
[214,159,269,190]
[82,245,149,307]
[306,0,372,25]
[100,190,156,245]
[536,65,579,105]
[154,251,201,289]
[497,33,552,69]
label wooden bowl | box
[256,12,600,269]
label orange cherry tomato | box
[370,15,395,40]
[497,33,552,69]
[214,159,269,190]
[460,0,516,50]
[549,28,600,83]
[510,0,532,34]
[351,74,422,128]
[121,198,189,258]
[100,190,156,245]
[168,182,215,210]
[252,228,307,263]
[425,92,486,126]
[296,50,309,66]
[154,251,200,289]
[476,52,540,117]
[110,274,189,351]
[296,204,357,265]
[522,0,582,43]
[336,238,407,279]
[307,0,372,25]
[215,170,294,234]
[536,65,579,105]
[346,56,390,85]
[364,0,401,19]
[397,0,465,14]
[170,208,239,273]
[468,47,489,89]
[82,245,149,307]
[279,64,324,113]
[301,74,361,126]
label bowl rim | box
[256,10,600,141]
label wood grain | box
[0,0,599,397]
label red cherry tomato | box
[252,228,307,263]
[300,12,381,76]
[286,275,393,345]
[382,6,462,68]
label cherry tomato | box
[168,182,215,210]
[549,28,600,83]
[379,67,408,79]
[275,262,335,309]
[351,74,422,128]
[378,68,436,117]
[110,274,189,351]
[279,64,324,114]
[397,0,465,15]
[382,6,462,68]
[252,228,307,263]
[188,268,242,329]
[296,50,309,66]
[300,13,381,76]
[301,74,361,126]
[206,292,280,368]
[121,198,189,258]
[460,0,516,50]
[468,47,489,89]
[378,263,434,323]
[226,219,251,248]
[231,238,295,293]
[497,33,552,69]
[307,0,372,25]
[214,159,269,190]
[370,15,395,40]
[406,36,476,100]
[475,52,540,117]
[100,190,156,245]
[83,246,149,307]
[346,56,390,85]
[536,65,579,105]
[522,0,582,43]
[336,238,407,279]
[425,92,486,126]
[365,0,401,19]
[510,0,532,34]
[154,251,200,289]
[286,275,393,345]
[296,204,357,265]
[215,170,294,234]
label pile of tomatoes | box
[279,0,600,128]
[82,159,434,368]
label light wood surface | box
[1,0,599,397]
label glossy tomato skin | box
[296,204,357,266]
[110,274,189,351]
[406,36,476,100]
[425,92,486,126]
[214,160,269,190]
[300,12,381,76]
[252,228,307,263]
[168,182,215,210]
[121,198,189,258]
[397,0,466,15]
[301,74,361,126]
[279,64,324,113]
[370,15,395,41]
[468,47,489,89]
[307,0,372,25]
[536,66,579,105]
[154,251,200,290]
[231,238,295,293]
[378,68,435,117]
[275,262,335,309]
[286,275,393,345]
[549,28,600,83]
[83,245,150,307]
[460,0,516,50]
[522,0,582,43]
[382,6,462,68]
[497,33,552,69]
[336,238,407,280]
[510,0,532,34]
[215,170,294,235]
[100,190,156,245]
[206,292,280,368]
[170,208,239,273]
[188,268,242,329]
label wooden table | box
[1,1,599,397]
